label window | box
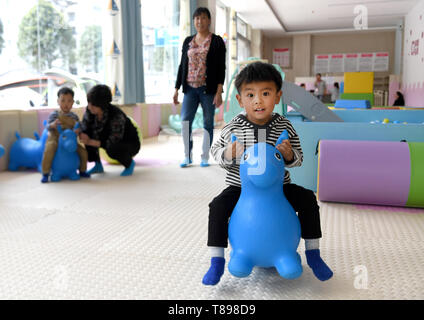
[141,0,180,103]
[215,4,227,40]
[237,16,248,39]
[216,2,229,87]
[237,37,251,62]
[236,16,251,62]
[0,0,106,110]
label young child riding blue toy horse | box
[203,62,333,285]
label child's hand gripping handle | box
[276,130,289,146]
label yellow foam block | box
[344,72,374,94]
[72,107,86,121]
[0,111,20,171]
[19,110,39,138]
[100,116,142,165]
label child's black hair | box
[87,84,112,109]
[234,62,283,93]
[57,87,74,98]
[193,7,211,20]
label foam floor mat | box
[0,136,423,299]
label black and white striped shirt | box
[211,113,303,187]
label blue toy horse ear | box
[73,122,80,130]
[57,124,63,134]
[276,130,289,146]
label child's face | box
[57,93,74,113]
[236,81,282,125]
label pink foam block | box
[318,140,411,206]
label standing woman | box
[79,85,140,176]
[174,7,226,168]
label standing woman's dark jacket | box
[175,34,226,95]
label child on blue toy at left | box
[41,87,90,183]
[202,62,333,285]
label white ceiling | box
[220,0,420,36]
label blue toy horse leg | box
[68,171,80,181]
[8,162,19,171]
[50,173,62,182]
[228,250,254,278]
[274,252,303,280]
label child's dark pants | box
[207,183,322,248]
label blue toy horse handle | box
[231,134,238,143]
[276,130,289,146]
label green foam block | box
[407,142,424,208]
[340,93,374,106]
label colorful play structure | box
[336,71,375,108]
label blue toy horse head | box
[228,130,302,280]
[239,130,289,189]
[50,124,80,182]
[57,125,78,153]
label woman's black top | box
[175,33,226,95]
[81,104,138,149]
[393,97,405,106]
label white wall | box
[402,0,424,106]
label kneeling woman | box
[80,85,140,176]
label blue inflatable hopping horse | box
[8,127,48,172]
[50,124,80,182]
[228,130,303,280]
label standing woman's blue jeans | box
[181,85,216,161]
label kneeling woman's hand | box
[79,133,101,148]
[79,133,90,144]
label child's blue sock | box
[120,159,135,176]
[41,174,49,183]
[202,257,225,286]
[305,249,333,281]
[87,162,104,175]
